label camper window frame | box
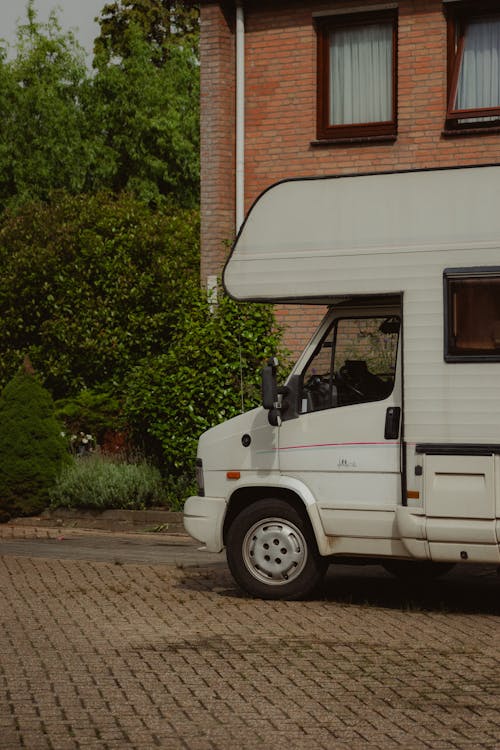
[444,267,500,362]
[315,9,398,142]
[445,1,500,133]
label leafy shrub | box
[163,473,197,512]
[54,386,124,445]
[0,191,199,397]
[49,453,165,511]
[0,368,70,519]
[124,288,287,474]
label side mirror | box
[262,357,279,410]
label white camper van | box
[184,165,500,599]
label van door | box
[279,311,402,542]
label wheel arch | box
[222,480,328,555]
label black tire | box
[382,559,455,581]
[226,498,327,600]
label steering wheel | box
[304,373,329,388]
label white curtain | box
[455,18,500,113]
[329,23,392,126]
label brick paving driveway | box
[0,525,499,750]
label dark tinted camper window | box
[445,270,500,361]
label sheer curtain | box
[455,18,500,112]
[329,23,392,125]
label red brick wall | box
[201,0,500,358]
[200,2,236,283]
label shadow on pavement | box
[177,562,500,615]
[320,563,500,615]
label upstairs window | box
[316,10,398,141]
[446,3,500,130]
[444,269,500,361]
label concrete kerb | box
[9,507,186,534]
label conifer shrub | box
[0,369,70,519]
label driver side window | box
[300,316,399,413]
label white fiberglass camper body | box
[184,165,500,599]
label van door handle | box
[384,407,401,440]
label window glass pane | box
[333,318,399,380]
[455,18,500,114]
[301,326,335,412]
[448,277,500,355]
[329,23,392,125]
[301,316,399,413]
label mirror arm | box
[262,358,289,424]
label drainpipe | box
[235,2,245,233]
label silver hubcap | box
[242,517,308,586]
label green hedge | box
[0,192,199,398]
[124,289,286,474]
[0,193,288,482]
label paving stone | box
[0,524,499,749]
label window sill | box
[311,134,397,146]
[442,125,500,137]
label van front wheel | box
[226,499,327,600]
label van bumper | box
[183,496,226,553]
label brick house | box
[200,0,500,355]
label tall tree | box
[94,0,199,64]
[91,18,199,206]
[0,2,199,211]
[0,2,92,212]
